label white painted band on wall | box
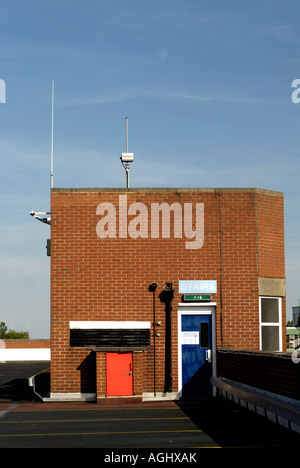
[69,321,151,329]
[0,348,50,361]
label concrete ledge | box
[212,377,300,434]
[258,277,286,297]
[44,392,96,402]
[142,392,180,401]
[51,187,284,197]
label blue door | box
[181,314,212,397]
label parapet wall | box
[0,340,50,361]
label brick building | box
[49,187,286,402]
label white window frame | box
[259,296,282,352]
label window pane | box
[262,326,279,351]
[261,298,279,323]
[200,323,209,348]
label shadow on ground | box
[175,397,300,448]
[0,369,50,402]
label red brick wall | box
[219,191,258,349]
[256,193,285,278]
[256,192,286,352]
[50,188,285,396]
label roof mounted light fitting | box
[148,282,158,292]
[120,117,134,188]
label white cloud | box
[59,87,283,107]
[255,24,297,43]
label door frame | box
[177,303,217,397]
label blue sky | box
[0,0,299,338]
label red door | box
[106,353,133,396]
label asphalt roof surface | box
[0,362,50,401]
[0,362,299,448]
[0,362,50,386]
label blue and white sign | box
[179,280,217,294]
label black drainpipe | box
[159,283,174,393]
[148,282,158,397]
[218,192,224,347]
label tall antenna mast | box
[120,117,134,188]
[29,80,53,227]
[126,116,129,152]
[50,80,54,189]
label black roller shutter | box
[70,328,150,348]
